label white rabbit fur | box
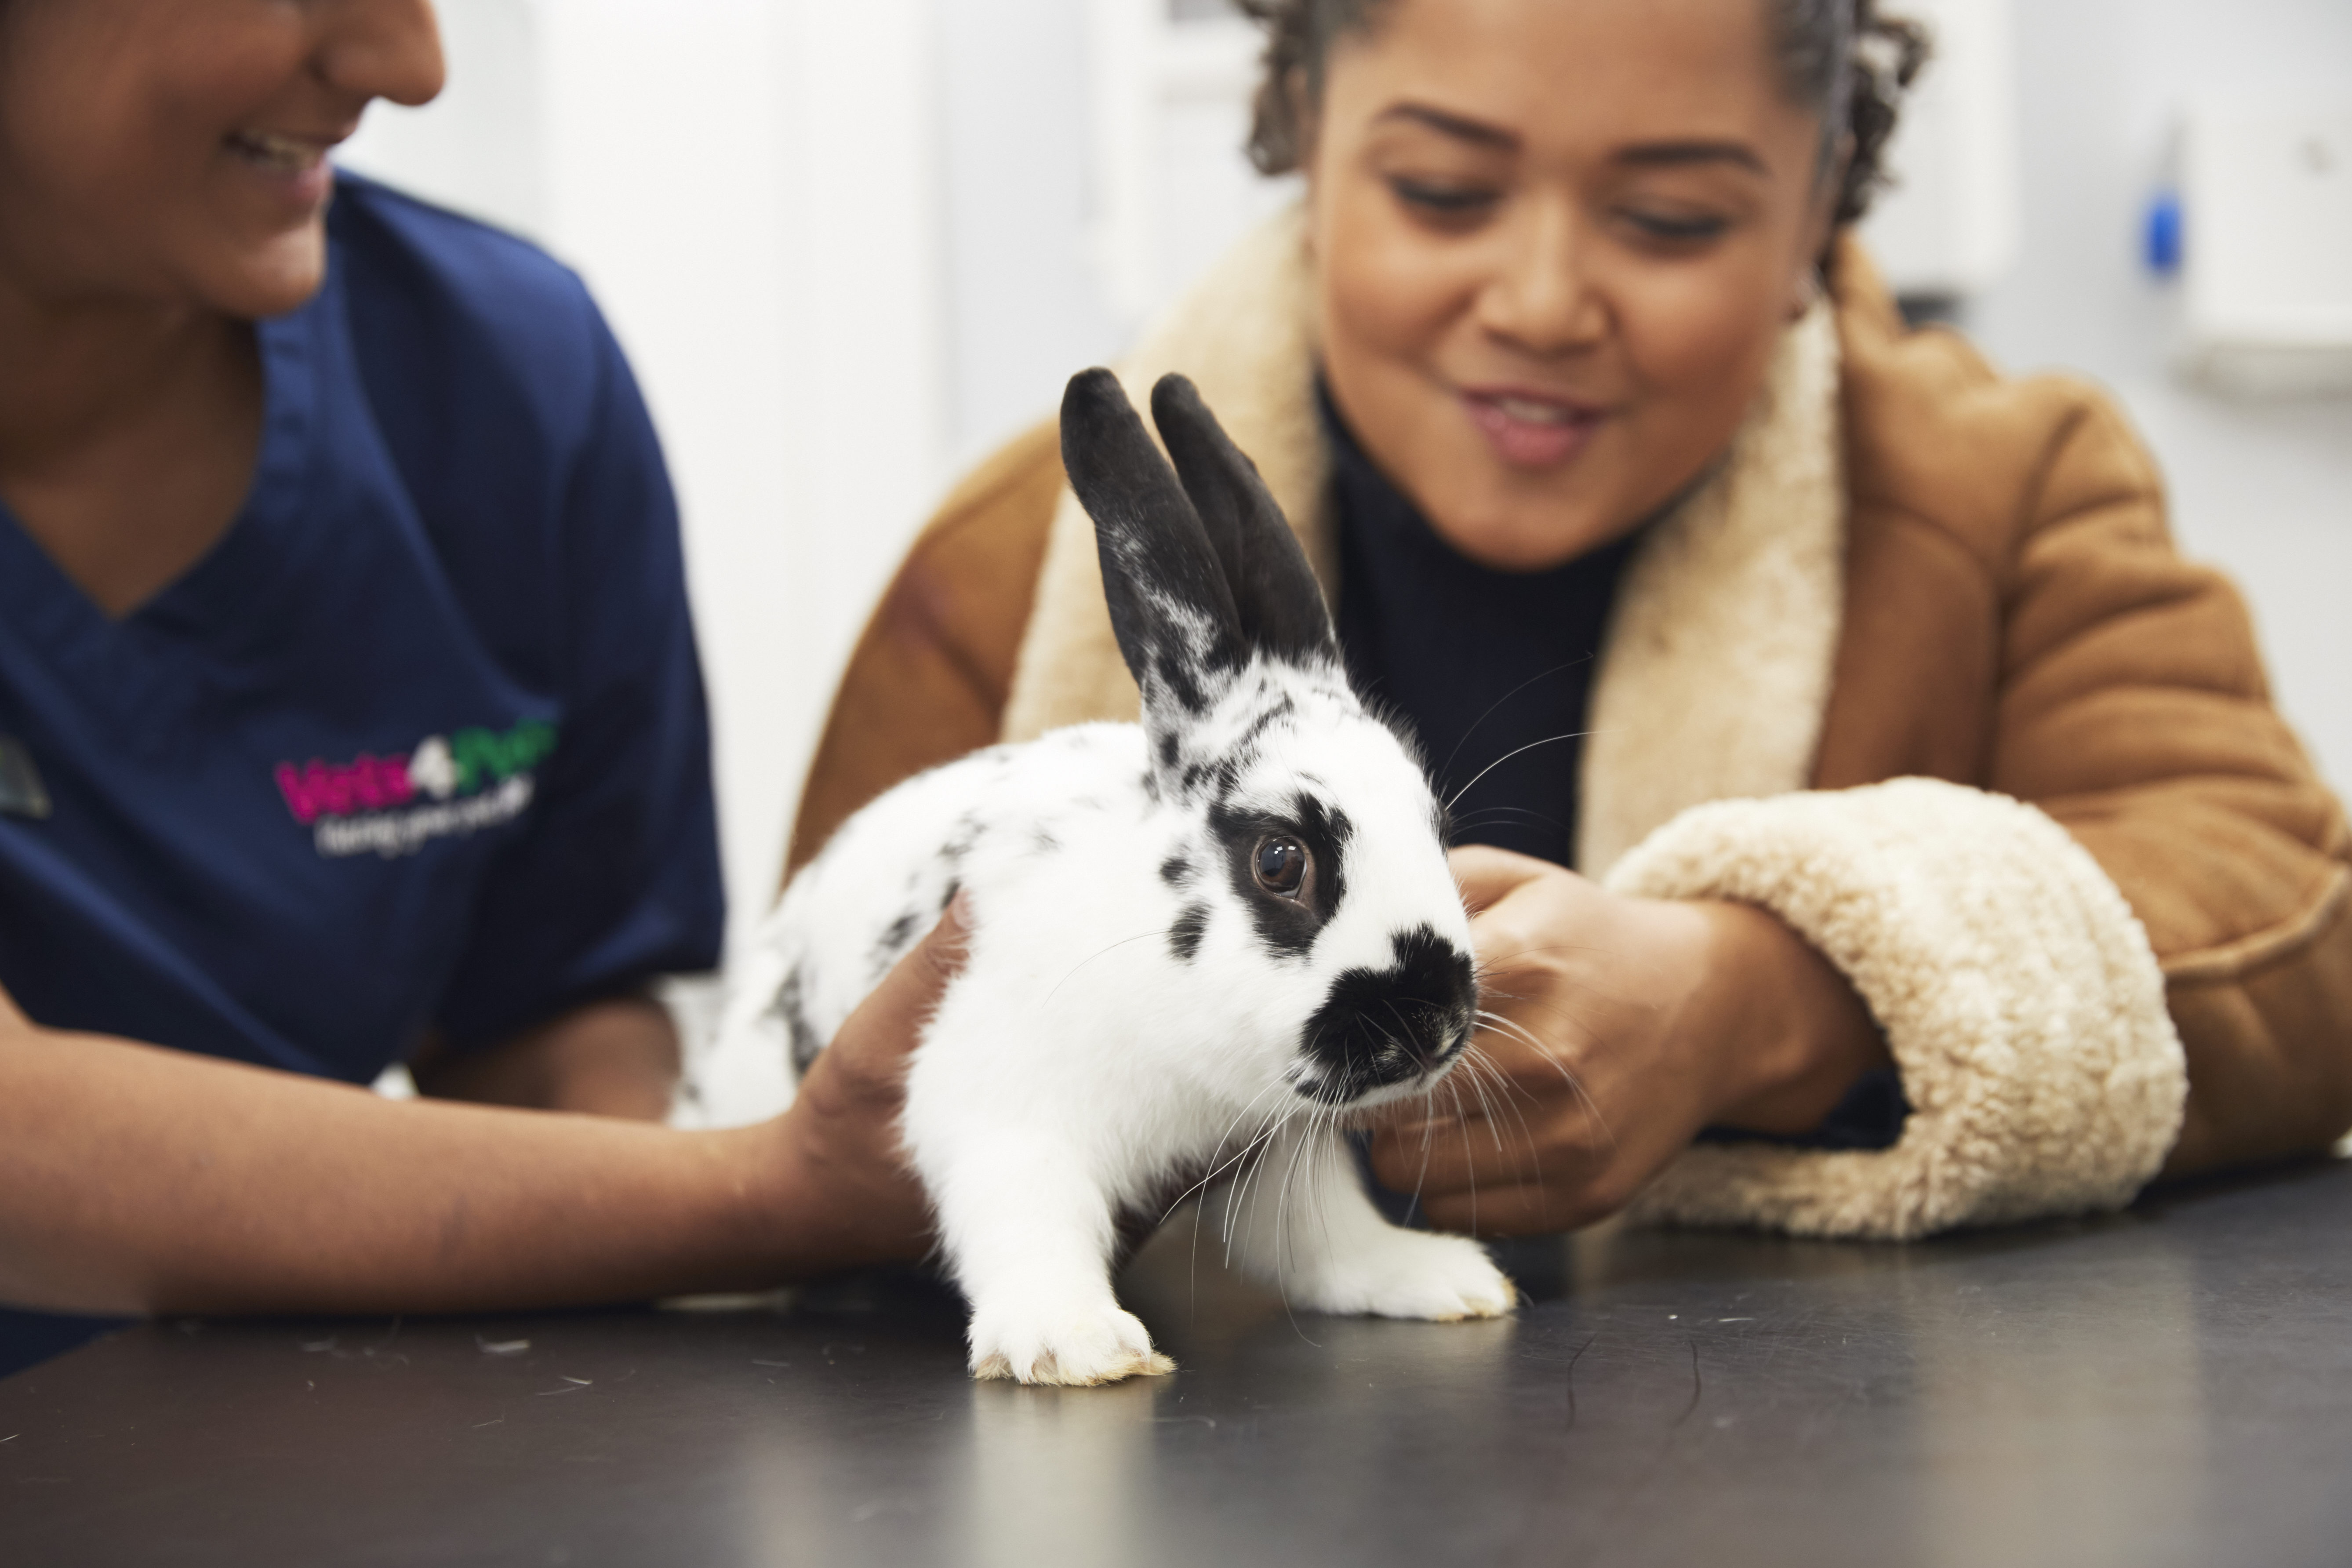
[717,370,1513,1386]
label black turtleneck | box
[1325,385,1637,871]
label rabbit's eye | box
[1253,836,1309,896]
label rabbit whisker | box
[1445,730,1598,814]
[1269,1118,1325,1348]
[1447,806,1570,834]
[1038,929,1171,1012]
[1435,656,1595,787]
[1452,1037,1515,1157]
[1207,1098,1295,1264]
[1472,1013,1616,1154]
[1169,1079,1293,1222]
[1457,1041,1546,1187]
[1224,1101,1299,1272]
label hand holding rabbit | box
[735,898,968,1277]
[1370,846,1888,1235]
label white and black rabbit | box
[718,368,1514,1385]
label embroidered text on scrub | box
[274,719,558,859]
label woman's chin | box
[1421,478,1646,574]
[188,223,330,320]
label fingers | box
[1366,1113,1546,1197]
[1418,1182,1600,1238]
[1448,843,1557,912]
[819,895,971,1092]
[913,890,974,982]
[1368,1118,1623,1237]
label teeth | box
[1492,397,1574,425]
[229,130,319,173]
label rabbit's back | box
[719,723,1156,1095]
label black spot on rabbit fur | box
[1159,852,1194,887]
[781,964,827,1074]
[1294,924,1476,1103]
[1148,642,1219,716]
[1231,695,1296,754]
[874,909,923,968]
[1168,902,1211,963]
[942,812,984,866]
[1182,756,1242,805]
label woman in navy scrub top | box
[0,0,951,1370]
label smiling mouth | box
[226,129,328,175]
[1485,395,1582,425]
[1461,389,1605,469]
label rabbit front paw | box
[967,1293,1177,1386]
[1288,1229,1517,1322]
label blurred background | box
[341,0,2352,959]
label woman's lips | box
[1461,388,1605,469]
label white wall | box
[931,0,1126,470]
[343,0,949,957]
[1962,0,2352,789]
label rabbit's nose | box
[1294,925,1479,1102]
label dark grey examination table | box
[5,1157,2349,1568]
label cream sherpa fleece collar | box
[1000,207,1845,880]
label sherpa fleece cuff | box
[1603,777,2188,1241]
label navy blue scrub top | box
[0,176,726,1375]
[0,180,723,1104]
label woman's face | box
[1306,0,1836,571]
[0,0,444,320]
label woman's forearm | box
[0,902,963,1317]
[410,997,684,1120]
[0,1020,785,1316]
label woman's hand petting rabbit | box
[1368,847,1890,1235]
[746,895,973,1275]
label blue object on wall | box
[2145,189,2184,276]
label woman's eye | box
[1253,836,1309,896]
[1388,177,1500,218]
[1619,208,1730,244]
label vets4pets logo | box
[274,721,556,859]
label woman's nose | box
[1476,196,1606,357]
[315,0,447,111]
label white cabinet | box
[2176,101,2352,397]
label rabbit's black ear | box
[1061,369,1247,717]
[1150,374,1337,667]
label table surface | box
[5,1158,2350,1568]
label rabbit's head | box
[1062,370,1478,1112]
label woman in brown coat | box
[792,0,2352,1241]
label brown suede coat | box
[790,233,2352,1199]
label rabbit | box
[717,368,1515,1386]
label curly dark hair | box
[1236,0,1931,229]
